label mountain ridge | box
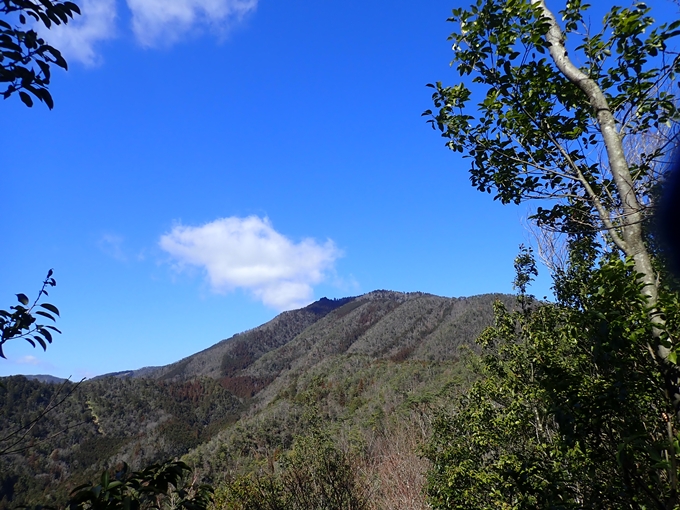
[0,289,515,508]
[14,291,508,383]
[109,290,501,385]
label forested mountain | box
[134,295,357,382]
[0,291,510,508]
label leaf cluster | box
[66,460,213,510]
[215,416,370,510]
[0,0,80,108]
[0,270,61,359]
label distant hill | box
[128,291,505,386]
[0,290,514,509]
[22,374,67,384]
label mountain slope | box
[132,296,356,381]
[0,290,513,509]
[238,291,508,406]
[182,291,514,495]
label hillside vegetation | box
[0,291,509,508]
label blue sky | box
[2,0,675,379]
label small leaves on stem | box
[0,270,60,359]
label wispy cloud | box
[331,274,361,294]
[39,0,256,64]
[40,0,117,65]
[159,216,341,310]
[98,233,127,261]
[126,0,257,47]
[17,355,42,366]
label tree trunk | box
[531,0,661,326]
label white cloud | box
[126,0,257,47]
[159,216,341,310]
[17,355,41,366]
[40,0,117,65]
[37,0,256,64]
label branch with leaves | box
[1,0,81,108]
[66,460,213,510]
[423,0,680,298]
[0,269,61,358]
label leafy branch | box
[0,269,61,358]
[67,460,213,510]
[1,0,81,108]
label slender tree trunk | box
[531,0,662,326]
[532,7,680,502]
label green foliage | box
[0,0,80,108]
[0,376,91,508]
[423,0,679,234]
[0,377,82,458]
[214,416,370,510]
[0,270,60,359]
[425,251,680,508]
[423,3,680,505]
[0,375,240,508]
[512,244,537,312]
[67,460,213,510]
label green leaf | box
[16,294,29,306]
[18,91,33,107]
[35,310,55,321]
[39,328,52,343]
[40,303,60,316]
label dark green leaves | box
[426,256,680,509]
[425,2,680,507]
[40,303,59,316]
[0,270,60,358]
[18,91,32,106]
[512,244,538,311]
[1,0,80,109]
[66,460,213,510]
